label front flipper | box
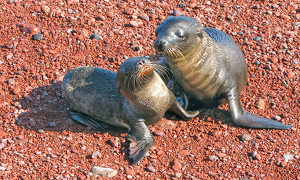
[227,89,292,129]
[177,91,189,110]
[69,111,108,131]
[126,120,154,164]
[169,100,199,121]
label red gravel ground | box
[0,0,300,179]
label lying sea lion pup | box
[154,15,292,129]
[62,56,199,164]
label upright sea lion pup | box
[154,15,291,129]
[62,56,199,164]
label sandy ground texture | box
[0,0,300,179]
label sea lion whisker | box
[172,46,183,58]
[155,68,170,81]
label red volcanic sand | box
[0,0,299,179]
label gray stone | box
[33,34,44,41]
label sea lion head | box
[154,16,204,59]
[116,57,156,95]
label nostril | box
[137,59,146,65]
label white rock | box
[91,166,118,178]
[283,154,294,162]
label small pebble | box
[146,164,155,172]
[253,36,262,41]
[174,172,182,178]
[178,149,190,156]
[22,26,40,34]
[0,75,6,83]
[0,143,5,149]
[153,130,165,136]
[172,160,182,170]
[239,133,251,141]
[208,155,219,161]
[118,3,126,8]
[8,78,15,85]
[273,115,281,121]
[139,14,149,21]
[256,99,265,109]
[283,154,294,162]
[209,130,222,137]
[280,160,287,167]
[124,8,133,15]
[50,122,56,127]
[106,11,114,18]
[67,0,79,4]
[91,167,118,178]
[216,153,226,158]
[129,21,139,27]
[91,151,102,159]
[41,6,51,16]
[37,129,45,133]
[91,33,100,40]
[13,87,21,95]
[33,34,44,41]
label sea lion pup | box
[154,15,292,129]
[62,56,199,164]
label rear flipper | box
[69,111,108,131]
[235,110,292,129]
[126,120,154,164]
[169,100,199,121]
[227,88,292,129]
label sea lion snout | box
[154,39,167,52]
[137,58,147,66]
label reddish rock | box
[280,160,287,167]
[13,86,21,95]
[216,153,226,158]
[129,21,139,27]
[158,15,165,20]
[67,0,79,4]
[157,150,163,155]
[154,119,176,130]
[172,161,182,171]
[139,14,149,21]
[22,26,40,34]
[0,131,6,137]
[106,11,114,18]
[124,8,133,15]
[77,29,89,37]
[0,75,6,83]
[149,14,157,21]
[272,25,281,33]
[209,130,222,137]
[15,138,28,145]
[255,99,265,109]
[41,6,51,16]
[146,164,155,172]
[3,113,11,119]
[153,130,165,136]
[91,151,102,159]
[117,3,126,8]
[279,14,290,19]
[271,56,278,63]
[189,3,197,8]
[125,169,135,176]
[178,149,190,156]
